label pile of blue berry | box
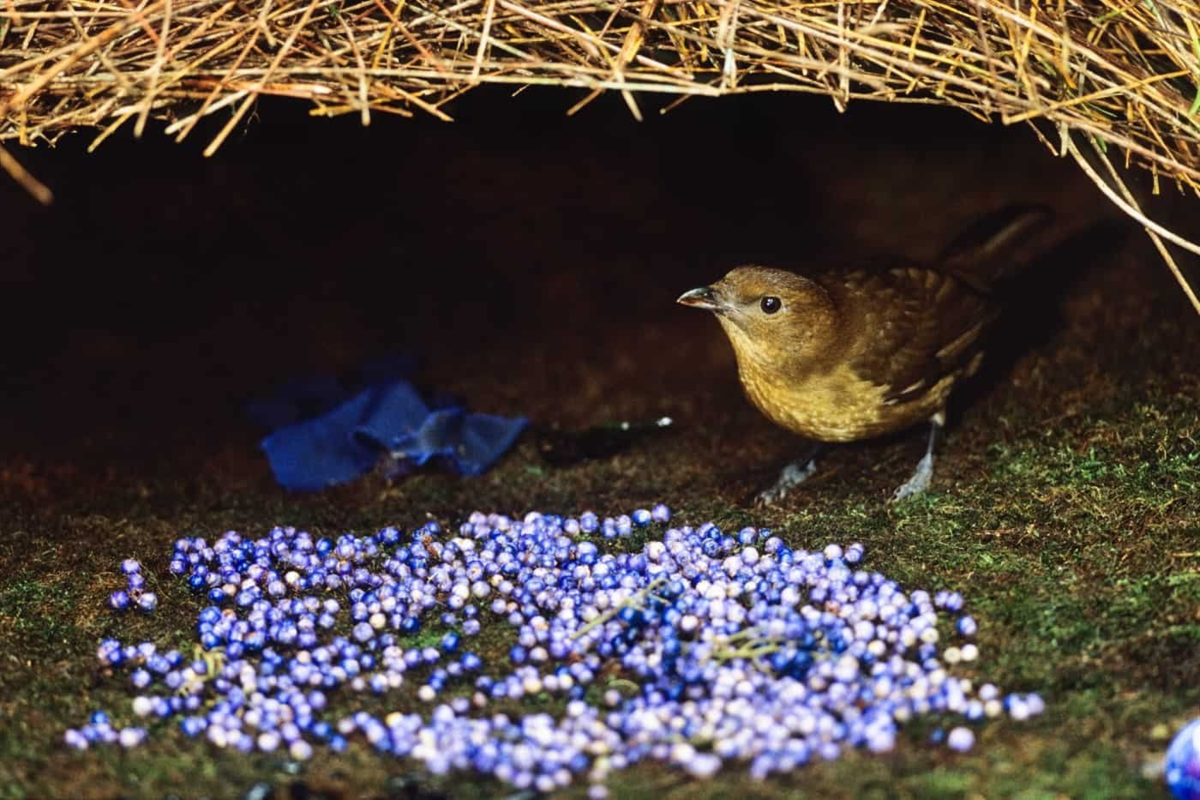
[66,505,1044,793]
[107,559,157,612]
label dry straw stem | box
[1,0,1198,310]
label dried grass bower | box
[1,0,1198,308]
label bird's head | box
[677,266,839,373]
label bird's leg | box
[892,410,945,502]
[756,442,826,506]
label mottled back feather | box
[818,263,998,406]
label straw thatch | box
[1,1,1198,309]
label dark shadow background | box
[0,88,1194,495]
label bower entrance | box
[2,89,1190,451]
[1,83,1197,798]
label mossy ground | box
[0,93,1197,798]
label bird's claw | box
[755,459,818,506]
[891,453,934,502]
[754,486,786,507]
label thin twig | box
[470,0,496,83]
[1067,133,1200,316]
[0,143,52,203]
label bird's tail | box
[936,204,1055,293]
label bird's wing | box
[936,204,1054,290]
[829,265,997,406]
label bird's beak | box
[676,286,722,312]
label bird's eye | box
[760,296,782,314]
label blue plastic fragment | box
[260,391,382,492]
[252,365,526,492]
[372,407,529,477]
[353,381,432,449]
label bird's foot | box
[756,459,818,506]
[891,453,934,502]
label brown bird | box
[678,206,1052,504]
